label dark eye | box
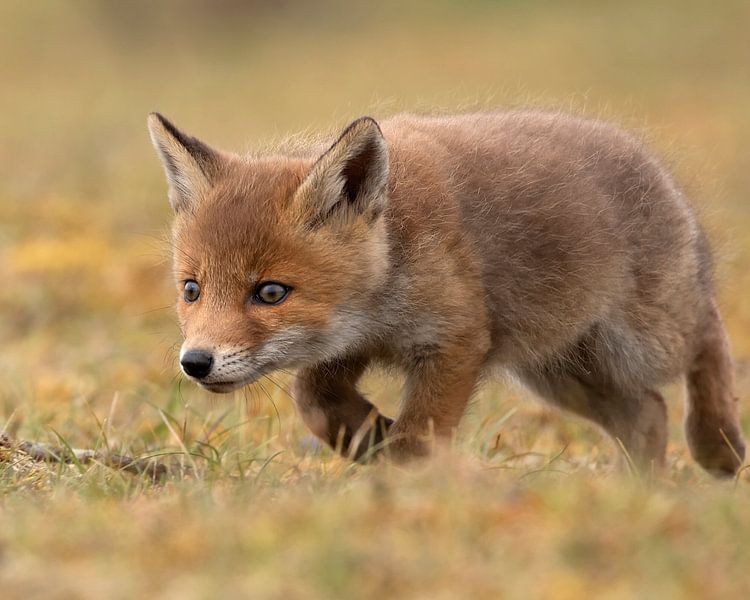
[253,282,291,305]
[184,280,201,303]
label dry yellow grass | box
[1,2,749,598]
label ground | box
[1,2,749,598]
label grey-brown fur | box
[149,110,746,476]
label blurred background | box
[1,0,749,457]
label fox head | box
[148,114,391,392]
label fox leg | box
[522,368,668,473]
[685,299,745,477]
[292,357,392,460]
[524,373,668,472]
[385,343,486,460]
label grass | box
[1,1,750,598]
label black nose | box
[181,349,213,379]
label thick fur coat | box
[149,110,745,476]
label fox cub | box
[148,110,745,476]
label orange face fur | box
[150,115,390,392]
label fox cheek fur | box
[149,110,745,477]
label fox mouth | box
[184,356,283,393]
[180,330,309,394]
[181,357,272,393]
[196,374,262,394]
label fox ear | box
[147,113,222,213]
[295,117,389,228]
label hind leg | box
[521,368,668,473]
[686,300,745,476]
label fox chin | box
[148,109,745,476]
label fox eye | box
[183,280,201,303]
[253,282,291,305]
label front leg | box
[386,336,488,461]
[292,356,392,461]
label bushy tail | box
[685,299,746,477]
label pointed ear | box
[294,117,389,228]
[147,112,222,213]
